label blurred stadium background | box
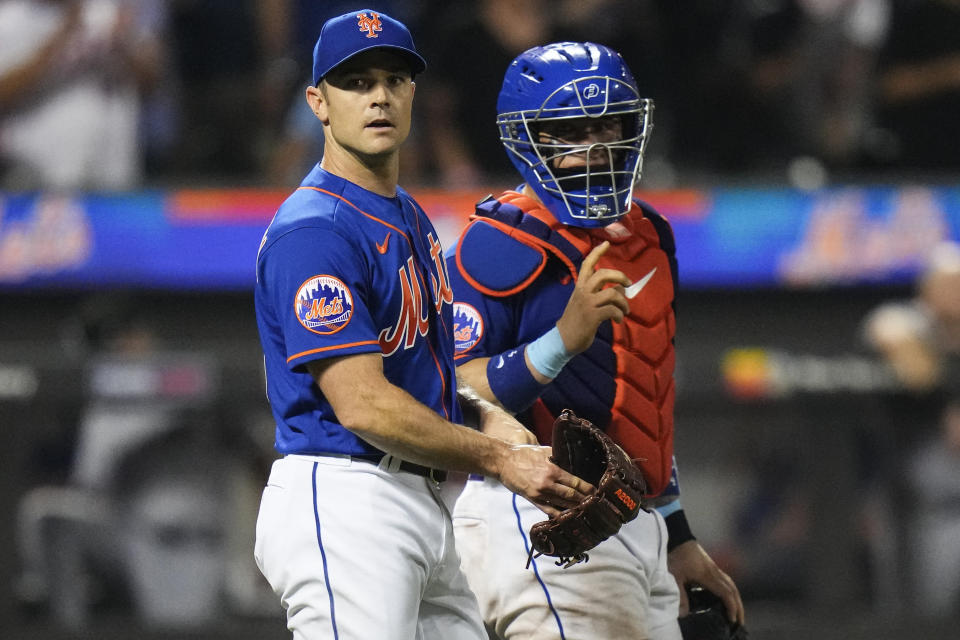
[2,1,959,638]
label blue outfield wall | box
[1,185,958,291]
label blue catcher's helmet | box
[497,42,653,227]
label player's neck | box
[520,183,541,204]
[321,147,400,197]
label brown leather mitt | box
[527,409,647,568]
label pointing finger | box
[579,241,611,278]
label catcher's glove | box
[679,586,748,640]
[527,409,647,568]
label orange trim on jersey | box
[287,340,381,363]
[297,186,411,239]
[424,339,450,420]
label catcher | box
[446,42,745,639]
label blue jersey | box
[255,166,460,455]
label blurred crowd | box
[1,0,958,193]
[3,0,960,635]
[862,241,960,617]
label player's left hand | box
[668,540,745,626]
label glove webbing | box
[526,410,646,569]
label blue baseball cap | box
[312,9,427,85]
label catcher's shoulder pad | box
[455,197,547,297]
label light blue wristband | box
[526,326,573,379]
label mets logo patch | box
[357,12,382,38]
[453,302,484,355]
[295,275,354,335]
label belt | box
[352,454,447,483]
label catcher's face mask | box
[497,42,654,228]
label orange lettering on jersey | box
[615,488,637,511]
[305,297,344,320]
[357,12,382,38]
[379,257,430,356]
[428,233,453,311]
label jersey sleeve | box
[446,247,519,364]
[261,227,382,371]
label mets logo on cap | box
[295,275,354,335]
[453,302,484,355]
[357,11,382,38]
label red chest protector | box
[474,192,677,495]
[576,208,676,496]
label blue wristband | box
[486,346,545,413]
[526,327,573,379]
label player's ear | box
[306,84,329,125]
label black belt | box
[352,454,447,483]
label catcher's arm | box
[456,242,631,415]
[668,541,745,626]
[457,380,537,445]
[649,459,744,624]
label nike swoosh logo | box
[625,267,657,299]
[376,232,391,254]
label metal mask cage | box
[498,76,654,225]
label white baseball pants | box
[255,454,486,640]
[453,476,683,640]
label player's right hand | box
[498,444,594,517]
[556,241,631,354]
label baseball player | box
[445,42,746,639]
[253,12,594,640]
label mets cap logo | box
[295,275,354,335]
[453,302,484,355]
[357,12,382,38]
